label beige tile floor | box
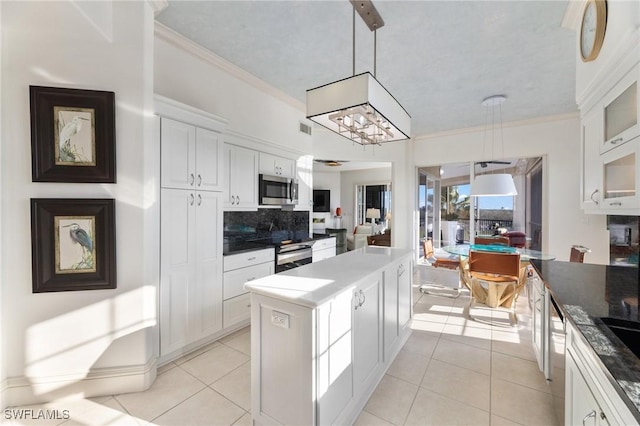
[2,266,560,426]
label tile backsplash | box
[224,209,310,242]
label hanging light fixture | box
[470,95,518,197]
[306,0,411,146]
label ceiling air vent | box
[299,121,312,136]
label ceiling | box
[156,1,578,138]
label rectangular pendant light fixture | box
[306,1,410,146]
[306,72,411,145]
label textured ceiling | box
[156,1,577,138]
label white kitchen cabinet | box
[581,106,604,211]
[565,320,637,426]
[382,258,411,362]
[161,117,223,192]
[295,155,313,210]
[248,248,413,425]
[600,66,639,155]
[223,248,274,328]
[353,276,382,398]
[160,189,223,356]
[530,269,551,380]
[312,237,336,263]
[259,152,295,178]
[600,138,640,211]
[224,143,258,209]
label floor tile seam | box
[360,409,396,426]
[400,378,424,426]
[209,359,251,386]
[230,410,251,426]
[168,363,212,388]
[405,385,491,425]
[417,379,491,413]
[435,335,492,355]
[490,348,537,363]
[427,356,491,378]
[438,332,493,351]
[106,396,138,423]
[205,372,251,412]
[489,373,553,395]
[219,340,251,356]
[173,342,225,366]
[142,385,207,423]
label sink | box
[600,317,640,358]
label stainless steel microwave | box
[259,174,298,206]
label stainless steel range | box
[275,241,313,272]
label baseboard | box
[0,356,157,409]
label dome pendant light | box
[470,95,517,197]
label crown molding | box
[413,112,580,143]
[154,22,305,113]
[148,0,168,16]
[562,0,584,30]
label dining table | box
[442,243,556,261]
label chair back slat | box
[469,250,520,278]
[475,236,509,246]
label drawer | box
[312,247,335,263]
[224,262,274,300]
[223,293,251,328]
[313,237,336,251]
[224,248,275,272]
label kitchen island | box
[530,260,640,424]
[245,246,413,425]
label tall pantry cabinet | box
[156,97,227,359]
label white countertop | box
[244,246,412,308]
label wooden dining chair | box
[570,245,590,263]
[475,236,510,246]
[468,250,521,325]
[420,239,462,298]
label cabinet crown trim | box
[155,95,228,132]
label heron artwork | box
[62,222,94,270]
[57,110,91,163]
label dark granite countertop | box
[530,260,640,419]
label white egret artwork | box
[54,107,95,166]
[55,216,96,274]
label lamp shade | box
[366,208,381,219]
[470,174,518,197]
[306,72,411,146]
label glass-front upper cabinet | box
[601,65,639,154]
[601,137,640,211]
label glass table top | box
[442,244,556,261]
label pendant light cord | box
[374,29,377,77]
[352,8,356,76]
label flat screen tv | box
[313,189,330,212]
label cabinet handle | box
[600,411,606,420]
[610,137,624,145]
[237,195,240,204]
[189,193,194,205]
[247,256,256,261]
[582,410,596,426]
[197,174,202,186]
[359,290,366,307]
[247,304,251,308]
[190,173,195,186]
[590,189,600,206]
[197,194,202,206]
[246,276,256,281]
[609,201,622,206]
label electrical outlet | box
[271,310,290,329]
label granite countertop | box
[530,260,640,419]
[245,246,412,308]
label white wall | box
[312,171,341,232]
[414,115,610,264]
[1,1,156,406]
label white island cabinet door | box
[161,118,195,190]
[353,276,382,397]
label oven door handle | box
[277,248,313,265]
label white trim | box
[562,0,584,30]
[148,0,168,16]
[154,22,306,113]
[412,112,579,143]
[1,357,156,409]
[225,129,307,158]
[154,94,227,132]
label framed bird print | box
[31,198,116,292]
[30,86,116,183]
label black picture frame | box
[31,198,116,293]
[30,86,116,183]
